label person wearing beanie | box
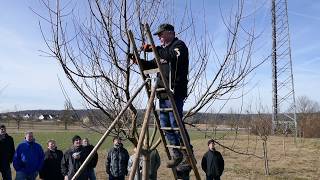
[13,131,44,180]
[0,125,15,180]
[201,139,224,180]
[61,135,89,180]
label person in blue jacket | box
[13,131,45,180]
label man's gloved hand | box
[142,44,154,52]
[128,53,137,64]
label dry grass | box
[5,123,320,179]
[94,134,320,180]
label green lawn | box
[9,129,226,152]
[10,131,115,152]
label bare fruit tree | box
[61,100,73,130]
[296,95,320,138]
[38,0,264,146]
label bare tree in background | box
[250,108,271,175]
[296,96,320,113]
[296,96,320,138]
[38,0,264,147]
[61,100,73,130]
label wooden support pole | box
[128,78,158,180]
[71,80,148,180]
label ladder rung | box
[166,145,186,149]
[156,108,173,112]
[157,87,166,91]
[143,68,159,75]
[148,87,166,92]
[161,127,180,131]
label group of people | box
[0,125,99,180]
[1,126,224,180]
[0,124,162,180]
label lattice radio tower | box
[271,0,297,136]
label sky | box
[0,0,319,112]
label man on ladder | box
[133,23,192,175]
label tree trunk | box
[262,141,270,175]
[282,136,286,157]
[64,120,67,130]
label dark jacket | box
[0,133,15,168]
[61,145,88,180]
[39,148,64,180]
[106,144,129,177]
[83,144,98,169]
[201,149,224,177]
[141,37,189,98]
[13,140,45,175]
[149,149,160,180]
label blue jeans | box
[87,168,96,180]
[159,96,192,156]
[0,163,12,180]
[15,171,37,180]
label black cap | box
[0,125,5,129]
[113,136,122,142]
[153,23,175,35]
[207,139,215,146]
[72,135,81,143]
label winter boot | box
[166,149,183,168]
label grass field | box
[7,128,320,179]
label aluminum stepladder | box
[127,23,201,180]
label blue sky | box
[0,0,319,112]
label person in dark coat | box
[148,148,160,180]
[39,139,64,180]
[176,150,192,180]
[106,137,129,180]
[0,125,15,180]
[201,139,224,180]
[13,131,45,180]
[82,138,98,180]
[132,23,191,168]
[61,135,88,180]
